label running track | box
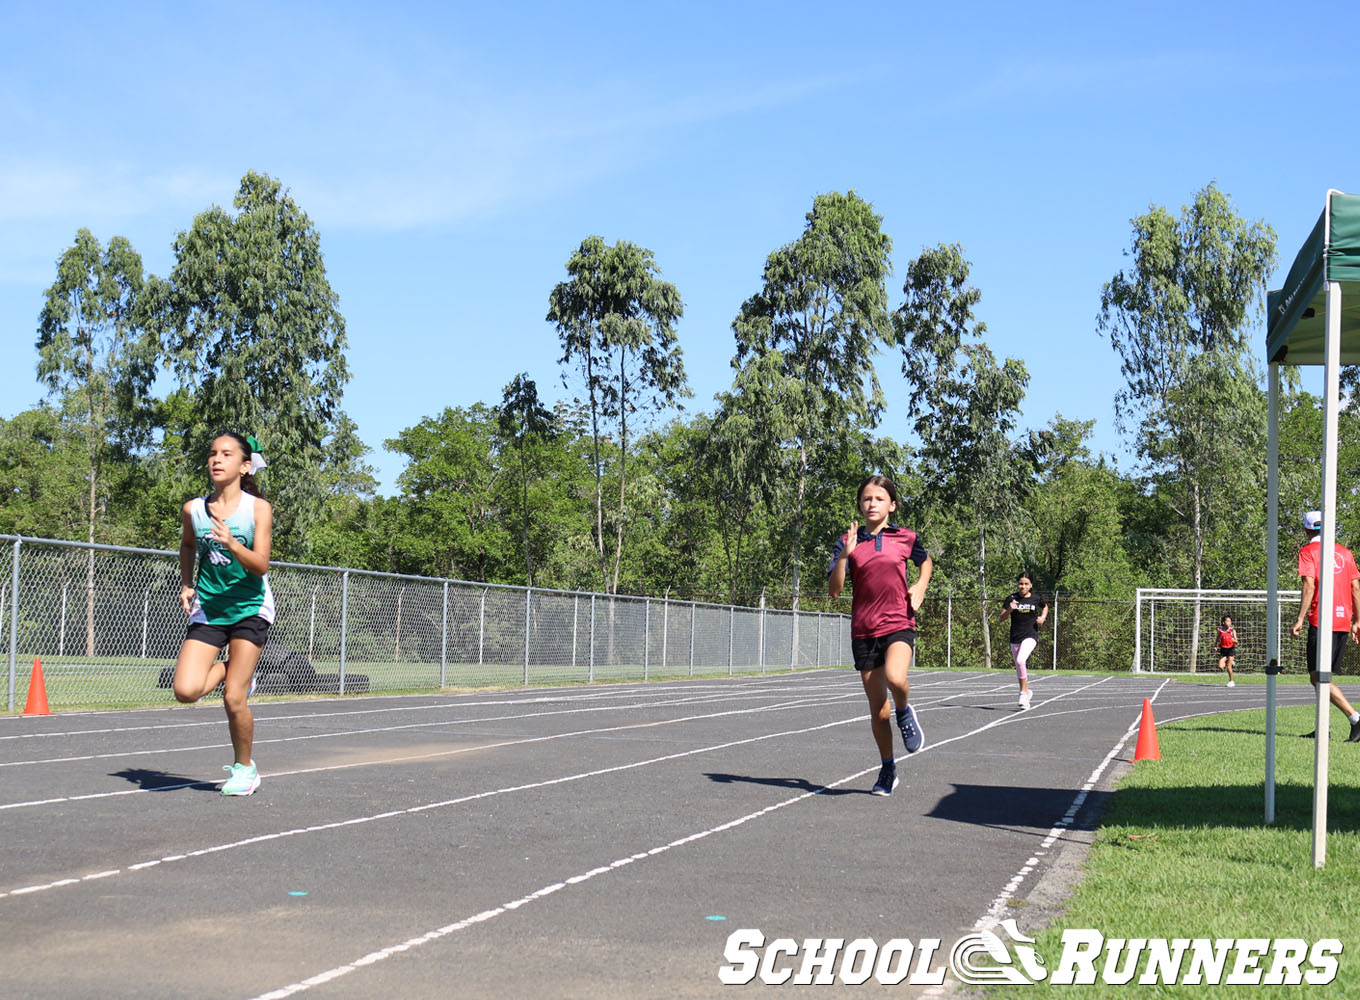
[0,670,1327,998]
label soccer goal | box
[1133,588,1306,674]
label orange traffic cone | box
[23,657,50,716]
[1133,697,1159,761]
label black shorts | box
[1218,647,1236,659]
[186,615,272,649]
[1306,624,1347,674]
[851,630,916,671]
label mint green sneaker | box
[221,761,260,796]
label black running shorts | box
[851,629,916,671]
[186,615,272,649]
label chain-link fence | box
[0,536,853,712]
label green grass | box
[981,705,1360,998]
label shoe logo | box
[949,919,1048,985]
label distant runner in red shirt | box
[1215,616,1237,687]
[1290,510,1360,742]
[829,475,933,797]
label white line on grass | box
[968,678,1172,931]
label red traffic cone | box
[23,657,50,716]
[1133,697,1159,761]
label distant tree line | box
[8,174,1354,665]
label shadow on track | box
[110,768,219,793]
[927,783,1109,833]
[704,773,860,796]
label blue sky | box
[0,0,1349,494]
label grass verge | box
[981,704,1360,998]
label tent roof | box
[1267,191,1360,365]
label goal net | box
[1134,588,1307,674]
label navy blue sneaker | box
[898,705,924,754]
[871,761,899,796]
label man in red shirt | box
[1290,510,1360,742]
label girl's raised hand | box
[843,521,859,557]
[209,513,234,550]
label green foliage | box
[897,243,1032,665]
[384,405,507,581]
[36,229,157,545]
[164,171,351,559]
[731,190,895,600]
[548,235,688,593]
[497,374,559,586]
[0,407,90,539]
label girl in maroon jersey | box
[828,475,933,797]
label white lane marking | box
[0,709,871,902]
[0,687,859,769]
[245,676,1122,999]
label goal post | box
[1134,588,1304,674]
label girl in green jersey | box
[171,432,275,796]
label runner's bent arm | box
[907,554,933,611]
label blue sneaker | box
[871,761,899,796]
[898,705,924,754]
[221,761,260,796]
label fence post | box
[339,570,349,695]
[1052,586,1059,670]
[479,588,487,666]
[729,605,735,676]
[440,581,448,688]
[59,580,68,659]
[759,591,766,674]
[947,590,953,670]
[589,594,596,682]
[572,595,578,670]
[309,585,317,661]
[689,601,695,676]
[141,586,150,658]
[8,540,19,712]
[644,597,651,681]
[523,587,531,685]
[661,590,669,672]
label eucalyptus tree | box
[164,171,351,559]
[548,236,688,593]
[1099,183,1275,667]
[731,191,894,607]
[897,243,1031,668]
[36,229,158,653]
[497,373,559,586]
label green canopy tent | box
[1266,190,1360,867]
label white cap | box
[1304,510,1323,531]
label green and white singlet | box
[189,492,275,627]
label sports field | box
[0,669,1347,998]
